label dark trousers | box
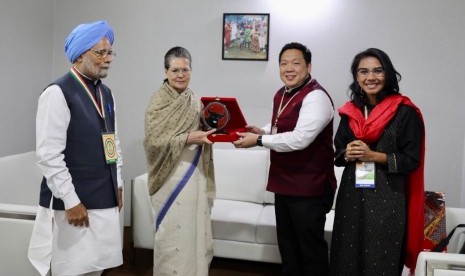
[275,193,331,276]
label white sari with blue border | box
[150,144,213,276]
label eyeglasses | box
[357,67,384,77]
[90,48,116,59]
[168,68,191,76]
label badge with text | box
[102,132,118,164]
[355,161,375,188]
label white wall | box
[0,0,464,220]
[0,0,54,155]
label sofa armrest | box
[0,151,43,206]
[0,203,37,220]
[131,173,155,249]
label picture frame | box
[222,13,270,61]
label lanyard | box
[70,67,105,119]
[274,89,301,127]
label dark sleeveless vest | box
[267,79,337,197]
[39,71,118,210]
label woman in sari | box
[144,46,216,276]
[330,48,425,276]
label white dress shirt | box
[261,89,334,152]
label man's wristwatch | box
[256,135,263,147]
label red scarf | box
[339,95,425,271]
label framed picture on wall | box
[222,13,270,61]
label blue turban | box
[64,20,114,63]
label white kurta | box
[29,82,123,276]
[52,207,122,275]
[151,145,213,276]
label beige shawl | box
[144,82,214,196]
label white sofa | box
[415,207,465,276]
[131,147,343,263]
[0,151,125,276]
[0,151,42,276]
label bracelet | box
[344,152,349,162]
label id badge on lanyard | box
[355,161,375,188]
[272,89,301,136]
[102,132,118,164]
[355,105,376,188]
[271,126,278,135]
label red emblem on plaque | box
[201,101,230,132]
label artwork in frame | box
[222,13,270,61]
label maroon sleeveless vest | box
[267,79,336,196]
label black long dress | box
[330,104,423,276]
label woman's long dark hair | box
[348,48,402,108]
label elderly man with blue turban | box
[29,20,123,276]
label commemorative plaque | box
[201,97,247,142]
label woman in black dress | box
[330,48,425,276]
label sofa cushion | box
[256,204,277,244]
[211,199,262,243]
[0,151,42,206]
[263,191,274,205]
[213,149,269,204]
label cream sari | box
[144,82,215,276]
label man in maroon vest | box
[234,42,336,276]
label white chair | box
[415,252,465,275]
[415,207,465,276]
